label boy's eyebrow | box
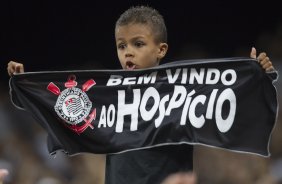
[116,35,146,41]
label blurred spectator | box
[0,86,105,184]
[0,169,8,184]
[161,172,197,184]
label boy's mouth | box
[125,61,136,70]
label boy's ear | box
[157,43,168,60]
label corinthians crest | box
[47,75,96,134]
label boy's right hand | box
[7,61,24,76]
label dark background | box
[1,1,281,80]
[1,1,282,183]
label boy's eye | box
[118,43,126,50]
[135,41,145,48]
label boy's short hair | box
[115,6,167,43]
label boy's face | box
[115,23,168,70]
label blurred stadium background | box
[1,1,282,183]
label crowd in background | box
[0,25,282,184]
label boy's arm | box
[7,61,24,76]
[250,47,274,72]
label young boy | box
[7,5,274,184]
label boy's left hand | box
[250,47,274,72]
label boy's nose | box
[125,52,133,57]
[125,46,134,57]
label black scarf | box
[9,57,278,157]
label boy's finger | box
[7,67,15,76]
[257,52,267,62]
[250,47,257,59]
[7,61,18,76]
[260,57,270,65]
[7,68,13,76]
[15,64,24,74]
[263,62,272,70]
[266,66,274,72]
